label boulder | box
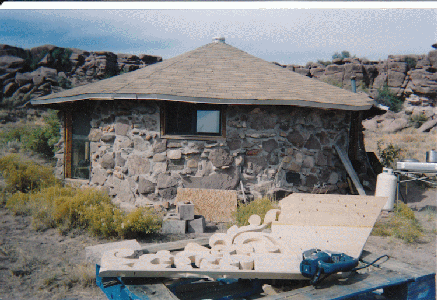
[157,173,178,189]
[181,167,239,190]
[3,82,18,97]
[115,122,130,136]
[262,139,278,153]
[138,177,156,194]
[101,153,115,169]
[15,72,33,86]
[127,155,150,175]
[0,56,25,69]
[208,148,233,168]
[381,118,409,133]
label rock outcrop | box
[283,43,437,133]
[0,44,162,107]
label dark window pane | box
[165,102,222,136]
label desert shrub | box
[0,110,60,158]
[0,126,32,145]
[0,154,58,193]
[118,207,163,239]
[408,113,428,128]
[7,183,162,238]
[5,191,31,215]
[317,59,331,67]
[377,141,403,168]
[374,84,404,112]
[58,76,72,89]
[322,78,342,88]
[28,49,49,70]
[405,57,417,69]
[24,110,60,157]
[372,202,422,243]
[233,197,278,227]
[51,48,72,71]
[332,50,351,60]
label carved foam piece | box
[175,251,197,264]
[235,244,255,255]
[232,232,282,254]
[231,255,254,270]
[135,252,174,269]
[194,253,219,267]
[199,255,221,270]
[211,245,237,256]
[101,248,137,269]
[219,254,240,270]
[209,233,232,248]
[250,253,301,272]
[174,256,193,270]
[263,209,281,225]
[248,214,261,226]
[184,242,211,252]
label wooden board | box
[334,144,366,195]
[175,188,237,222]
[273,193,388,259]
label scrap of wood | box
[175,188,237,222]
[334,144,366,195]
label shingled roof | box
[31,40,375,111]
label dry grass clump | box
[232,197,278,227]
[372,202,423,243]
[2,154,162,239]
[0,154,59,193]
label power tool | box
[300,249,359,285]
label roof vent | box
[213,36,225,44]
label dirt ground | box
[0,184,435,300]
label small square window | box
[164,102,223,137]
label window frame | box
[64,109,91,180]
[160,101,226,140]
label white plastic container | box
[375,168,397,211]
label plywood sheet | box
[273,193,388,259]
[278,193,387,227]
[175,188,237,222]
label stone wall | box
[55,100,352,210]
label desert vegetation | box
[232,197,278,227]
[0,154,163,239]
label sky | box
[1,5,437,66]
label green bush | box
[117,207,162,239]
[408,113,428,128]
[0,154,59,193]
[5,179,162,238]
[377,141,403,168]
[233,197,277,227]
[317,59,332,67]
[372,202,422,243]
[0,110,60,158]
[51,48,72,71]
[332,50,351,60]
[374,84,404,112]
[58,77,72,89]
[405,57,417,69]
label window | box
[163,102,224,137]
[65,110,91,179]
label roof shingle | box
[32,42,375,111]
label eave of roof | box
[31,42,376,111]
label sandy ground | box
[0,185,435,300]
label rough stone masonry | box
[55,100,352,211]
